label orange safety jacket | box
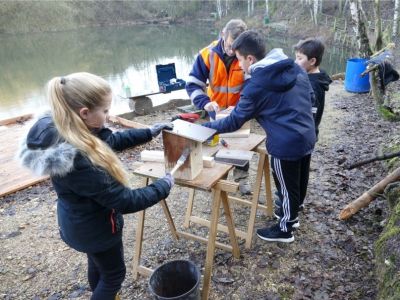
[186,40,245,110]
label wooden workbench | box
[132,133,272,299]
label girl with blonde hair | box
[19,72,173,299]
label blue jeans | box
[87,240,126,300]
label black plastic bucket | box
[149,260,201,300]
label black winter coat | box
[19,115,170,253]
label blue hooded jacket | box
[203,49,316,161]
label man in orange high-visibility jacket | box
[186,19,247,119]
[186,19,252,195]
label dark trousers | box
[271,154,311,232]
[87,240,126,300]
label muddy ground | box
[1,81,399,300]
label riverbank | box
[1,80,400,299]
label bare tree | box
[374,0,383,51]
[216,0,222,19]
[313,0,319,25]
[349,0,372,58]
[393,0,399,39]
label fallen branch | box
[370,42,395,58]
[331,72,345,81]
[339,167,400,220]
[361,64,379,77]
[347,151,400,169]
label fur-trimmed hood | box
[18,113,77,177]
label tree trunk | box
[339,167,400,220]
[393,0,399,39]
[313,0,319,25]
[371,0,384,106]
[265,0,269,16]
[374,0,383,51]
[349,0,373,58]
[216,0,222,19]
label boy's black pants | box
[271,154,311,232]
[87,240,126,300]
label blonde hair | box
[47,72,129,186]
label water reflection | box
[0,24,353,120]
[0,25,213,119]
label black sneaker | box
[256,224,294,243]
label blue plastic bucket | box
[344,58,370,93]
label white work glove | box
[160,173,174,189]
[204,101,220,113]
[150,123,173,137]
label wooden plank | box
[133,162,231,191]
[201,134,265,157]
[227,196,268,211]
[202,188,222,300]
[132,177,149,280]
[246,152,266,249]
[0,121,50,197]
[170,119,216,142]
[189,216,247,239]
[221,191,240,258]
[215,149,253,161]
[140,150,215,168]
[184,189,196,228]
[202,156,215,168]
[219,128,250,138]
[137,265,153,277]
[175,231,232,253]
[140,150,164,163]
[108,115,149,129]
[214,180,239,193]
[162,131,203,180]
[0,113,33,126]
[159,199,179,240]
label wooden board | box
[162,131,203,180]
[133,162,231,191]
[0,119,49,197]
[216,149,254,161]
[219,128,250,138]
[202,134,266,157]
[168,119,216,142]
[108,115,149,129]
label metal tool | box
[170,148,191,176]
[220,139,229,148]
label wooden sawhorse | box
[184,145,274,249]
[132,163,241,300]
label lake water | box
[0,24,353,120]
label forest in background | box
[0,0,398,50]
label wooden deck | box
[0,114,152,198]
[0,115,48,198]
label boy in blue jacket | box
[203,31,316,243]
